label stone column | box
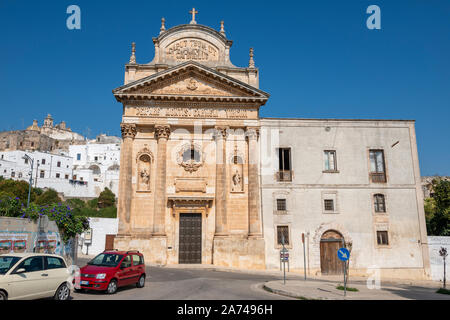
[214,127,228,235]
[246,127,262,237]
[153,125,170,236]
[118,123,136,234]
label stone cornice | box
[113,61,269,104]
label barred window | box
[276,199,287,211]
[324,199,334,211]
[377,231,389,245]
[277,226,290,246]
[374,194,386,212]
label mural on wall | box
[0,230,64,255]
[33,232,62,254]
[0,232,30,254]
[0,218,77,265]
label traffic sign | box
[337,247,350,261]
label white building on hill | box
[0,135,121,199]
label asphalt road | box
[71,259,296,300]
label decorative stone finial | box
[160,17,166,34]
[129,42,136,64]
[249,48,255,68]
[220,20,225,36]
[189,8,198,24]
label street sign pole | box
[302,233,306,281]
[337,247,350,298]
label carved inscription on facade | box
[166,39,219,62]
[134,106,250,119]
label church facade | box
[113,11,430,279]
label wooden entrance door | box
[105,234,116,251]
[320,230,344,275]
[179,213,202,264]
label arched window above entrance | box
[320,230,343,242]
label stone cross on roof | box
[189,8,198,24]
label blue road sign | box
[337,247,350,261]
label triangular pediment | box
[113,61,269,104]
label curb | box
[262,283,314,300]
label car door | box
[117,255,133,287]
[7,256,48,300]
[131,254,144,283]
[45,256,69,294]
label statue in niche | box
[140,169,150,185]
[231,152,244,192]
[137,154,151,191]
[232,169,242,191]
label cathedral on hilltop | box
[113,9,430,280]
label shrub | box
[35,189,62,206]
[98,187,116,208]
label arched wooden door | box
[320,230,344,275]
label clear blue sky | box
[0,1,449,175]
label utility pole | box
[22,154,34,208]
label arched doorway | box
[320,230,344,275]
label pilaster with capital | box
[153,125,171,236]
[246,127,262,237]
[118,123,137,234]
[213,127,229,236]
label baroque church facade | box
[113,11,430,279]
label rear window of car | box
[46,256,66,269]
[132,254,143,266]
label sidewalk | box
[263,279,450,300]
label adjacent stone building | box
[112,11,431,279]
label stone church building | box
[113,11,430,280]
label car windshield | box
[0,256,21,275]
[87,253,123,267]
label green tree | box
[0,179,36,203]
[426,179,450,236]
[35,188,62,206]
[97,187,116,208]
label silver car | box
[0,253,71,300]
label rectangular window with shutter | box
[369,150,386,183]
[377,231,389,245]
[324,150,337,171]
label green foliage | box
[436,288,450,295]
[19,203,89,243]
[35,189,62,206]
[425,179,450,236]
[0,194,23,217]
[98,187,116,208]
[336,285,359,292]
[63,197,117,218]
[0,179,36,203]
[87,198,98,209]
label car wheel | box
[106,279,118,294]
[54,283,71,301]
[136,275,145,288]
[0,291,7,301]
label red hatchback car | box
[76,250,146,294]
